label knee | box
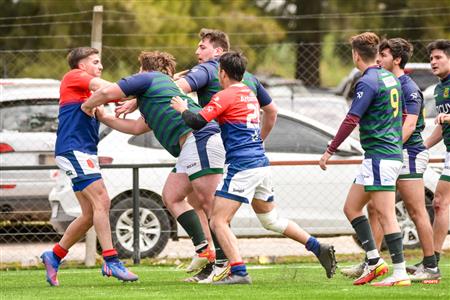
[78,213,93,227]
[256,209,289,234]
[343,203,355,219]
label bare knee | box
[433,193,449,215]
[78,213,94,228]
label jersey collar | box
[362,65,380,75]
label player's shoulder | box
[62,68,90,81]
[192,59,218,72]
[399,74,420,93]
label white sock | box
[393,261,408,278]
[367,249,380,260]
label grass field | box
[1,258,449,300]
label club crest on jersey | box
[444,88,449,98]
[356,91,364,99]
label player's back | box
[55,69,99,156]
[206,83,266,164]
[119,71,207,157]
[358,67,403,160]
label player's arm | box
[89,77,113,92]
[175,65,209,94]
[260,102,277,140]
[170,96,208,130]
[424,124,443,149]
[257,83,277,140]
[402,114,418,143]
[96,109,150,135]
[82,84,126,117]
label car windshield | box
[0,99,59,132]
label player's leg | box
[210,196,251,285]
[432,179,450,266]
[187,194,213,247]
[399,178,440,282]
[181,131,225,277]
[81,179,138,282]
[41,190,93,286]
[163,172,214,272]
[343,183,387,285]
[342,201,382,279]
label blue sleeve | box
[184,64,211,91]
[403,86,423,116]
[255,79,272,107]
[348,81,377,118]
[117,73,154,97]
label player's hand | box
[115,98,137,118]
[94,105,106,121]
[170,96,188,113]
[319,151,332,171]
[81,102,96,117]
[435,113,450,125]
[173,69,189,81]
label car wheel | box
[109,195,171,258]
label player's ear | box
[214,47,224,57]
[393,57,402,67]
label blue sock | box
[52,252,61,263]
[104,255,120,263]
[230,263,248,276]
[305,236,320,257]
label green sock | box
[209,221,227,264]
[177,210,206,248]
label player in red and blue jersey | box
[320,33,410,287]
[174,28,279,282]
[41,47,138,286]
[424,39,450,280]
[171,52,336,285]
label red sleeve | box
[66,69,94,91]
[199,91,231,122]
[327,113,360,154]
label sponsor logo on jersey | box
[382,75,398,88]
[437,103,450,114]
[410,92,418,100]
[66,170,73,176]
[357,91,364,99]
[87,159,95,169]
[232,187,245,193]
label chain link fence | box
[1,7,449,266]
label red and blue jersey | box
[199,83,267,164]
[184,58,272,108]
[55,69,100,155]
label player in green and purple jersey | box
[320,32,410,287]
[423,39,450,280]
[342,38,440,283]
[81,51,225,278]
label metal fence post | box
[132,167,140,264]
[84,4,103,267]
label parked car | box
[0,78,60,222]
[335,63,439,103]
[49,108,443,258]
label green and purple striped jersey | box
[117,71,203,157]
[399,74,425,150]
[434,74,450,151]
[184,58,272,108]
[348,66,403,160]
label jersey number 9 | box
[390,88,399,118]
